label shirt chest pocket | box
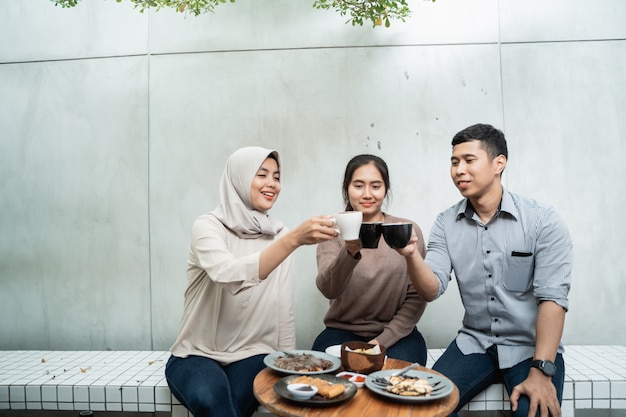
[503,252,534,293]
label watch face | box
[532,359,557,376]
[543,361,557,376]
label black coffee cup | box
[381,223,412,249]
[359,222,383,248]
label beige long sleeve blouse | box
[169,213,296,365]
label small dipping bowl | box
[286,383,318,400]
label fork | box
[370,362,421,386]
[390,362,421,377]
[278,351,300,357]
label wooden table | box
[253,357,459,417]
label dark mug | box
[381,223,412,249]
[359,222,382,248]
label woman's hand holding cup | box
[291,215,338,246]
[333,211,363,241]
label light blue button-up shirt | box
[425,189,573,368]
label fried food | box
[290,376,346,399]
[385,376,433,396]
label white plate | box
[324,344,342,358]
[264,350,341,375]
[364,369,454,402]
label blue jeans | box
[432,340,565,417]
[165,354,266,417]
[311,327,428,365]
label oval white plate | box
[324,344,342,358]
[264,350,341,375]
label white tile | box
[122,402,139,412]
[467,401,487,411]
[121,386,138,403]
[612,381,626,399]
[156,403,172,412]
[57,386,73,402]
[593,399,611,409]
[561,400,574,417]
[138,386,155,403]
[41,385,57,402]
[106,402,123,411]
[594,381,611,399]
[25,386,41,401]
[74,402,89,410]
[0,385,9,403]
[612,399,626,409]
[575,381,592,399]
[9,386,25,402]
[90,403,106,411]
[42,402,58,410]
[89,386,105,403]
[139,403,156,412]
[563,381,574,400]
[105,386,122,402]
[484,383,504,401]
[58,402,74,410]
[485,401,506,410]
[25,402,42,410]
[575,399,592,409]
[73,386,89,402]
[155,386,172,404]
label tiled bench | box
[426,345,626,416]
[1,346,625,416]
[0,350,188,416]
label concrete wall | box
[1,0,625,351]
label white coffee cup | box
[333,211,363,241]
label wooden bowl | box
[340,341,386,374]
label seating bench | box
[426,345,626,416]
[1,346,625,417]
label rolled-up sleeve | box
[532,207,573,310]
[424,212,453,300]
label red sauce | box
[340,374,352,380]
[354,376,366,383]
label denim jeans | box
[432,340,565,417]
[165,354,266,417]
[311,327,428,365]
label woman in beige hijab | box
[166,147,336,417]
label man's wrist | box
[531,359,557,377]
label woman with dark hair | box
[311,154,429,364]
[165,147,337,417]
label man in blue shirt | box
[405,123,572,417]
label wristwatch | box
[531,359,557,377]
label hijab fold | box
[211,146,285,238]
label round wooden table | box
[253,357,459,417]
